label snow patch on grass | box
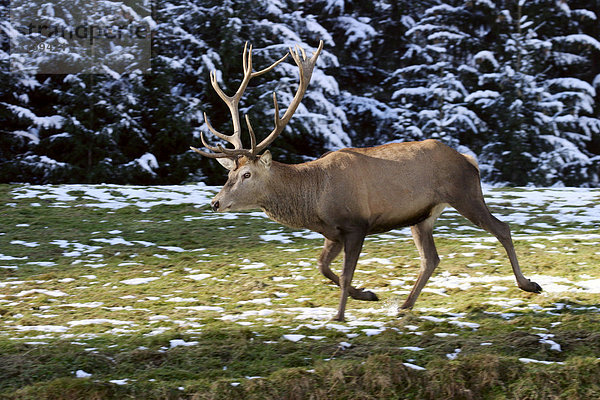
[120,277,160,285]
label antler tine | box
[232,42,253,102]
[255,40,323,154]
[245,114,258,157]
[190,145,231,159]
[203,112,234,143]
[217,146,254,157]
[251,52,289,78]
[297,44,307,61]
[188,132,249,159]
[272,92,281,131]
[200,131,223,153]
[311,40,324,62]
[242,41,249,77]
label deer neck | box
[259,161,323,230]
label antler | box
[255,40,323,154]
[191,40,323,159]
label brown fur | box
[210,139,541,321]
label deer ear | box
[259,150,272,169]
[216,157,236,171]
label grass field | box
[1,183,599,399]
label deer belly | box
[366,201,441,234]
[368,211,430,234]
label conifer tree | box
[1,0,599,186]
[388,1,487,152]
[468,0,600,186]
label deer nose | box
[211,200,220,212]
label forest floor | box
[1,184,599,399]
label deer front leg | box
[318,238,378,302]
[333,233,366,322]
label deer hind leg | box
[451,192,542,294]
[401,204,445,310]
[318,238,378,302]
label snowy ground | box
[1,184,599,376]
[7,183,600,233]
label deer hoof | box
[332,314,345,322]
[520,280,542,294]
[397,308,412,317]
[350,289,379,301]
[364,290,379,301]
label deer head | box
[191,41,323,212]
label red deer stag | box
[191,41,541,322]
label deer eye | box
[242,172,251,179]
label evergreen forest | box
[1,0,599,187]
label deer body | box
[191,41,542,321]
[255,140,469,237]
